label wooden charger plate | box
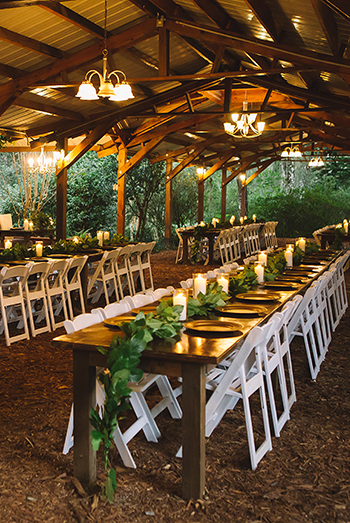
[235,292,280,303]
[264,281,299,291]
[215,304,268,318]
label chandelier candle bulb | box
[258,251,267,266]
[217,274,229,293]
[173,289,188,321]
[104,231,110,240]
[193,273,207,298]
[298,238,306,252]
[36,242,43,257]
[97,231,103,247]
[285,249,293,268]
[4,239,12,250]
[24,219,29,231]
[254,263,264,284]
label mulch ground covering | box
[0,246,349,522]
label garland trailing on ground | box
[90,301,183,503]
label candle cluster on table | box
[258,251,267,266]
[193,273,207,298]
[216,274,229,293]
[211,217,219,228]
[173,289,188,321]
[24,219,29,231]
[343,219,349,234]
[285,248,293,267]
[254,262,264,283]
[35,242,43,257]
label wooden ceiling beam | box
[164,18,350,77]
[0,62,23,79]
[117,136,165,179]
[245,157,275,185]
[39,2,105,39]
[0,25,64,59]
[201,150,238,182]
[320,0,350,22]
[223,154,260,185]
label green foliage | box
[187,282,230,317]
[171,168,198,228]
[90,302,183,503]
[67,152,117,237]
[104,233,129,246]
[229,266,258,296]
[31,211,55,231]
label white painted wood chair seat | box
[114,245,133,298]
[64,255,88,319]
[43,258,70,330]
[24,261,51,337]
[139,241,155,293]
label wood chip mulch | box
[0,246,349,523]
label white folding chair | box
[64,255,88,319]
[204,325,273,470]
[127,243,145,295]
[44,258,70,330]
[0,264,30,346]
[114,245,133,298]
[92,299,131,320]
[204,230,226,265]
[175,228,184,264]
[124,293,155,309]
[139,241,155,293]
[24,261,51,337]
[89,249,120,305]
[147,286,174,300]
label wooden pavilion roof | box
[0,0,350,178]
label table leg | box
[181,362,206,500]
[182,234,189,264]
[73,350,96,484]
[208,235,215,265]
[81,263,88,310]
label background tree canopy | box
[1,150,350,243]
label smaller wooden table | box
[0,228,33,246]
[181,228,220,265]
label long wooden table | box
[53,260,331,500]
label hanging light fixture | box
[28,148,62,174]
[281,145,303,158]
[308,155,324,167]
[224,91,265,138]
[76,0,134,102]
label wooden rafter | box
[245,158,275,185]
[200,150,238,182]
[117,136,165,179]
[0,25,64,59]
[223,154,260,186]
[13,97,85,121]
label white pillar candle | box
[298,238,306,252]
[24,219,29,231]
[252,214,256,222]
[4,239,12,250]
[97,231,103,247]
[286,244,294,252]
[230,215,235,225]
[200,221,206,227]
[104,231,110,240]
[258,251,267,266]
[217,274,229,293]
[193,273,207,298]
[344,221,349,234]
[173,289,188,321]
[285,249,293,267]
[36,242,43,257]
[29,221,33,231]
[73,236,79,244]
[254,263,264,284]
[240,216,244,224]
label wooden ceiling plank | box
[243,0,280,41]
[117,136,165,178]
[38,2,105,39]
[0,25,64,59]
[321,0,350,22]
[310,0,339,55]
[164,18,350,77]
[0,62,23,79]
[13,97,85,121]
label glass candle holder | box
[216,273,229,293]
[258,251,267,266]
[193,273,207,298]
[173,289,188,321]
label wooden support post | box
[117,145,127,236]
[56,137,68,240]
[221,166,227,222]
[158,25,169,76]
[240,182,247,218]
[198,178,204,223]
[165,156,172,245]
